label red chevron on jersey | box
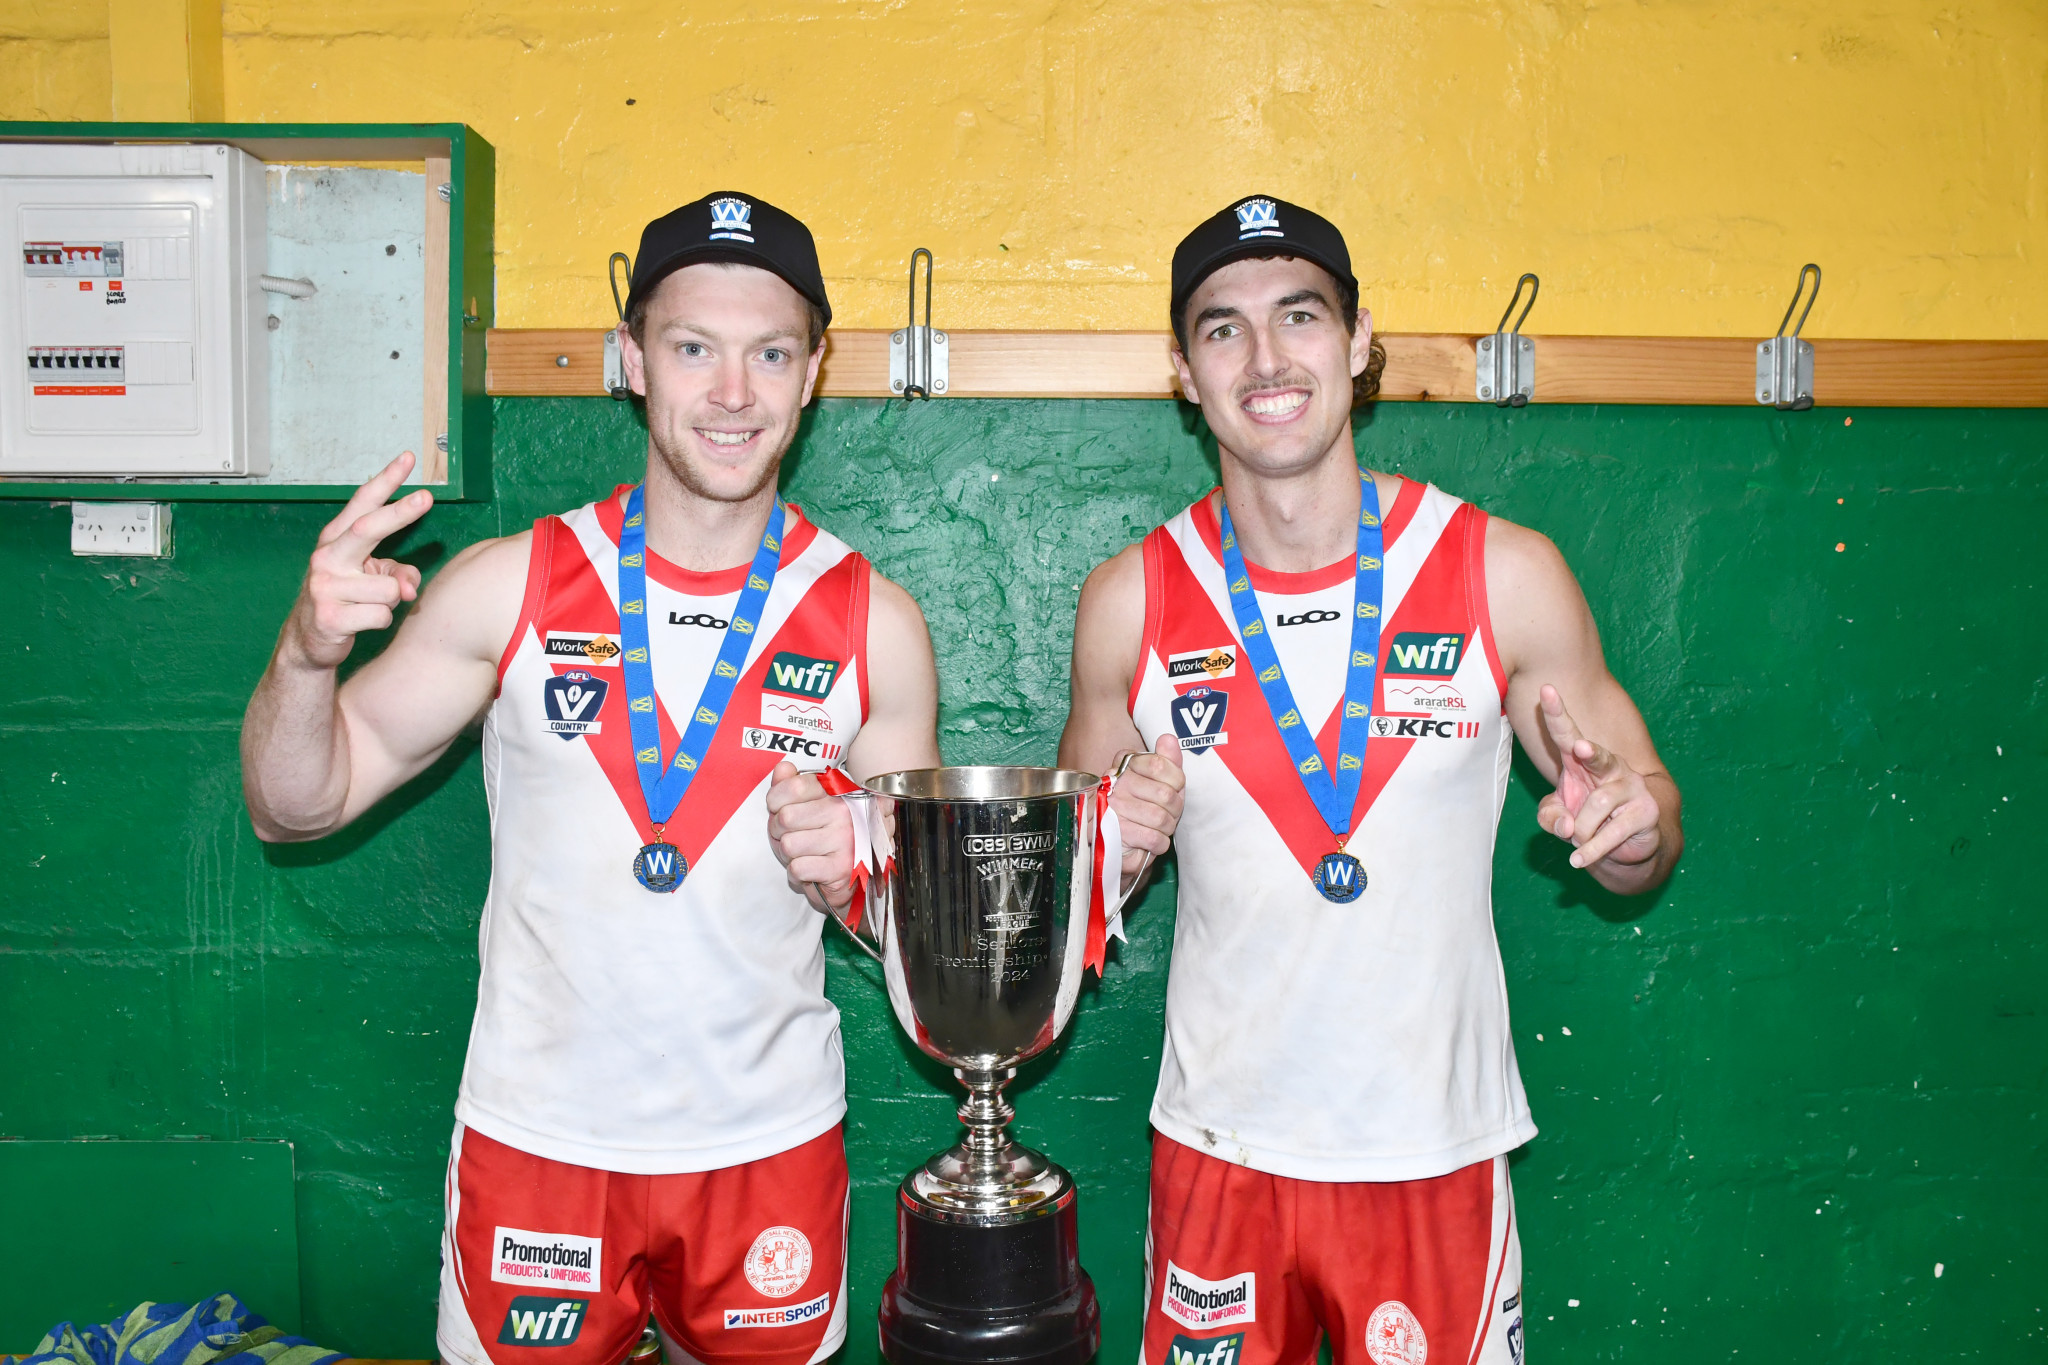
[1143,493,1492,879]
[527,509,864,874]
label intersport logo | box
[491,1226,602,1290]
[723,1291,832,1330]
[497,1297,588,1346]
[1160,1262,1255,1329]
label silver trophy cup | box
[839,765,1108,1365]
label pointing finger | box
[1538,684,1588,756]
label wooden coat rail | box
[486,329,2048,407]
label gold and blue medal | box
[1217,475,1386,904]
[615,484,785,892]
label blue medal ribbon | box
[615,484,785,889]
[1217,473,1384,902]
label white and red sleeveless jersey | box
[455,486,871,1175]
[1131,479,1536,1182]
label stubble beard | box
[645,406,789,505]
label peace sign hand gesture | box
[1535,684,1665,872]
[286,451,435,670]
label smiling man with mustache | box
[1058,196,1684,1365]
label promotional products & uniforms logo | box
[1160,1262,1255,1329]
[490,1227,602,1290]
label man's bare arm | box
[767,569,941,913]
[1488,516,1684,894]
[1056,545,1185,894]
[240,453,526,842]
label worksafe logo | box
[1382,632,1465,677]
[1167,1334,1244,1365]
[1235,198,1282,239]
[763,652,842,701]
[491,1227,602,1290]
[1168,647,1237,682]
[709,197,755,242]
[497,1297,588,1346]
[1161,1262,1255,1328]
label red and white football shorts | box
[436,1123,849,1365]
[1140,1133,1524,1365]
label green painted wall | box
[2,398,2042,1362]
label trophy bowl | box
[850,765,1106,1365]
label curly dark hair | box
[1173,254,1385,408]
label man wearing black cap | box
[1059,197,1684,1365]
[241,192,941,1365]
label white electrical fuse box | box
[0,142,268,477]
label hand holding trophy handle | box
[813,766,888,963]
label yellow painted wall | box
[6,2,2045,337]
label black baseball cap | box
[625,191,832,329]
[1170,194,1358,324]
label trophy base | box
[879,1168,1100,1365]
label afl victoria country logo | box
[744,1226,812,1298]
[1365,1300,1426,1365]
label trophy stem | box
[956,1067,1017,1176]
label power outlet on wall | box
[71,501,173,557]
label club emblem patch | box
[542,671,608,740]
[744,1225,812,1298]
[1365,1300,1426,1365]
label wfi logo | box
[709,197,755,242]
[1168,1334,1245,1365]
[764,652,842,701]
[1235,198,1282,239]
[1382,631,1465,677]
[497,1297,588,1346]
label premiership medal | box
[614,485,785,892]
[1218,473,1385,904]
[1313,850,1365,902]
[634,837,686,892]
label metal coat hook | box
[890,248,949,398]
[1476,272,1540,405]
[603,251,633,400]
[1756,263,1820,410]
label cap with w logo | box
[1170,194,1356,321]
[626,190,832,327]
